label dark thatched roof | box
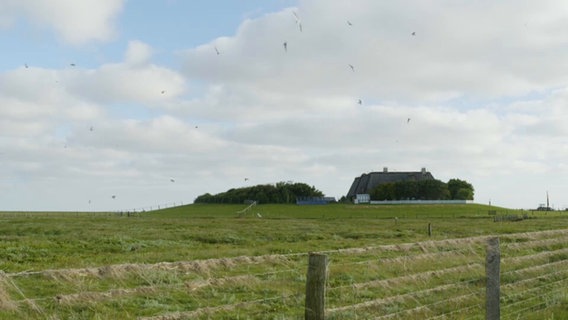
[347,168,435,198]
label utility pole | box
[547,191,550,210]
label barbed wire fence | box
[310,229,568,319]
[2,229,567,319]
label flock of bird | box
[19,9,418,208]
[214,11,416,111]
[277,12,415,108]
[22,58,193,204]
[20,61,182,204]
[207,10,417,197]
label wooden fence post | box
[305,253,328,320]
[486,237,500,320]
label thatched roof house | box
[347,167,435,199]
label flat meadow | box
[1,203,567,319]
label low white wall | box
[369,200,473,205]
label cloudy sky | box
[1,0,567,211]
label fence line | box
[3,229,568,319]
[502,285,568,318]
[0,200,188,217]
[327,262,483,293]
[312,231,568,319]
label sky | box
[1,0,568,212]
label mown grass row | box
[3,229,567,319]
[2,204,566,273]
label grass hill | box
[1,203,567,318]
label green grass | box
[0,203,567,319]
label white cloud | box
[65,64,186,104]
[52,42,188,105]
[173,0,568,208]
[182,0,568,103]
[0,0,124,44]
[124,40,153,66]
[3,1,568,210]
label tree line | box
[194,182,324,204]
[370,178,474,201]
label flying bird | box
[161,90,166,94]
[89,126,94,132]
[70,63,76,67]
[170,178,175,182]
[283,41,287,52]
[111,195,116,199]
[411,32,416,36]
[349,64,355,72]
[357,99,362,105]
[24,63,28,68]
[215,46,220,55]
[292,11,302,32]
[244,178,249,181]
[407,118,411,123]
[347,20,353,26]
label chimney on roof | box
[383,167,388,173]
[421,167,426,174]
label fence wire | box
[3,229,568,319]
[324,230,568,319]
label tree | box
[194,181,324,204]
[370,179,450,201]
[194,193,213,203]
[456,188,474,200]
[370,183,396,200]
[448,179,474,200]
[418,180,450,200]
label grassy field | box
[0,203,567,319]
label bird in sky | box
[358,99,362,105]
[111,195,116,199]
[347,20,353,26]
[349,64,355,72]
[283,41,287,52]
[170,178,175,182]
[292,11,302,32]
[161,90,165,94]
[24,63,28,68]
[407,118,411,123]
[70,63,76,67]
[89,126,94,132]
[215,46,220,55]
[411,32,416,36]
[244,178,249,181]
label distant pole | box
[547,191,550,210]
[305,253,327,320]
[428,223,432,237]
[486,237,500,320]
